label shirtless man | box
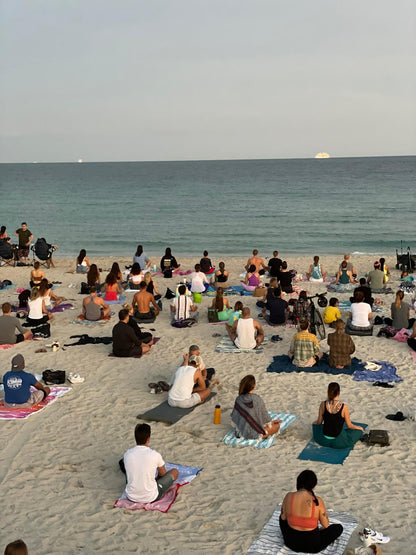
[245,249,268,275]
[82,287,110,321]
[228,307,264,349]
[132,281,160,319]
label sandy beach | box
[0,253,415,554]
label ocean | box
[0,156,415,259]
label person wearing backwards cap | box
[3,354,50,409]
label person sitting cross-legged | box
[327,319,355,369]
[0,302,32,345]
[132,282,160,320]
[171,284,198,323]
[168,353,211,408]
[112,309,151,357]
[227,307,264,349]
[120,423,179,504]
[82,286,110,321]
[3,354,50,409]
[288,319,323,367]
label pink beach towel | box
[0,386,71,419]
[0,344,15,350]
[392,328,410,343]
[113,463,202,513]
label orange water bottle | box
[214,404,221,425]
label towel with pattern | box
[246,505,358,555]
[353,361,402,383]
[215,336,268,353]
[113,463,202,513]
[222,412,296,449]
[0,387,71,419]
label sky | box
[1,0,415,163]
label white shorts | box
[168,392,201,408]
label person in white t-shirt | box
[348,290,372,328]
[168,354,211,408]
[122,424,178,504]
[190,264,208,293]
[171,285,198,321]
[227,307,264,349]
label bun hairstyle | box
[296,470,319,506]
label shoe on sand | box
[360,528,390,544]
[68,373,85,384]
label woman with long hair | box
[241,264,261,291]
[280,470,343,553]
[76,249,90,273]
[87,264,101,289]
[143,271,161,300]
[101,272,122,301]
[231,374,281,440]
[379,257,391,282]
[212,261,229,288]
[210,287,232,321]
[313,382,364,449]
[27,287,53,326]
[385,290,415,329]
[38,278,65,308]
[110,262,123,284]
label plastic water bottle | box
[214,404,221,425]
[153,264,157,272]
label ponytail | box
[395,290,404,310]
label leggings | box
[279,516,343,553]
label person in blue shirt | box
[3,354,50,409]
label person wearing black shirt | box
[268,251,283,277]
[112,309,151,357]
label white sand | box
[0,254,415,554]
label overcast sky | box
[1,0,415,162]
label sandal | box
[373,381,394,388]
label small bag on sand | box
[42,369,66,384]
[208,308,219,323]
[253,286,267,297]
[361,430,390,446]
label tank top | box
[235,318,256,349]
[248,273,259,287]
[339,269,350,284]
[311,264,322,279]
[85,296,102,321]
[28,297,43,320]
[287,493,318,529]
[323,402,345,438]
[168,366,196,403]
[216,270,227,283]
[104,283,118,301]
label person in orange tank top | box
[280,470,343,553]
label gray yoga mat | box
[137,392,217,425]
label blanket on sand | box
[353,361,402,383]
[137,392,217,425]
[267,354,363,376]
[0,387,71,419]
[246,505,358,555]
[215,336,268,354]
[222,412,296,449]
[297,422,367,465]
[114,463,202,513]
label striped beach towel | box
[0,387,71,420]
[215,336,268,354]
[222,412,296,449]
[246,506,358,554]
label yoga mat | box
[113,463,202,513]
[137,392,217,425]
[297,422,367,465]
[104,296,126,304]
[230,285,253,296]
[0,387,71,420]
[222,412,296,449]
[267,354,364,375]
[215,336,268,354]
[49,303,74,313]
[246,505,358,555]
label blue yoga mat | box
[267,354,365,376]
[297,422,367,465]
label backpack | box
[171,318,197,328]
[18,289,31,308]
[80,282,91,295]
[361,430,390,446]
[42,369,66,384]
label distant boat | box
[315,152,330,159]
[78,158,83,163]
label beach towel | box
[114,463,202,513]
[215,336,268,354]
[0,344,16,350]
[266,354,365,376]
[49,303,74,313]
[353,361,402,383]
[0,284,15,291]
[0,387,71,420]
[104,296,126,305]
[297,422,367,465]
[205,285,234,297]
[338,300,351,310]
[70,318,110,325]
[230,285,254,296]
[246,505,358,555]
[137,392,217,425]
[222,412,296,449]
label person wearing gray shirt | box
[0,302,32,345]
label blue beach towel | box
[222,412,296,449]
[297,422,367,465]
[266,354,364,376]
[353,361,402,383]
[230,285,254,296]
[104,296,126,305]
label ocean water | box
[0,156,415,259]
